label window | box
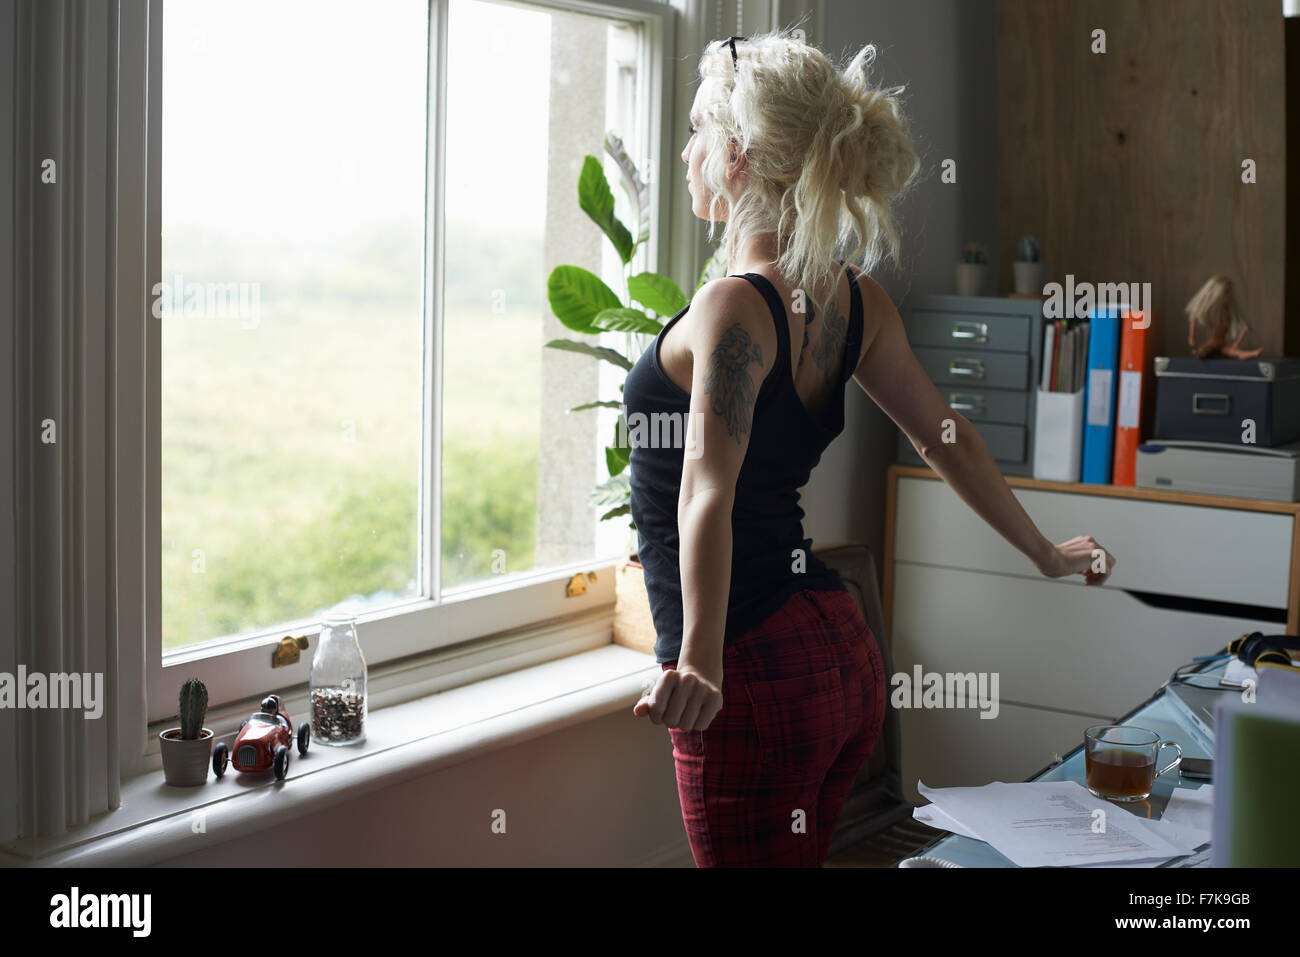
[160,0,428,653]
[152,0,670,719]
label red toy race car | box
[213,694,310,781]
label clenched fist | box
[633,665,724,732]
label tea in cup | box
[1084,725,1182,802]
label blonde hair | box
[1185,274,1248,342]
[694,27,920,320]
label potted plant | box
[1013,234,1045,295]
[159,677,213,786]
[955,242,988,296]
[545,132,724,654]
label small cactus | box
[179,677,208,740]
[1017,235,1040,262]
[961,242,987,265]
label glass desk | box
[911,660,1225,868]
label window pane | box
[160,0,428,650]
[441,0,645,592]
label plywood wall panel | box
[996,0,1287,358]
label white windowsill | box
[0,642,660,867]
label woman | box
[626,30,1115,868]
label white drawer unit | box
[894,477,1293,609]
[898,699,1104,796]
[884,467,1300,804]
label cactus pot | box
[955,263,987,297]
[1013,261,1046,296]
[159,728,213,786]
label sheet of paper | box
[914,798,1183,868]
[913,803,981,840]
[919,781,1202,868]
[1159,785,1213,843]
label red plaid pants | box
[661,588,887,867]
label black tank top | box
[623,261,865,663]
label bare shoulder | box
[683,276,777,367]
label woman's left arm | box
[633,279,774,731]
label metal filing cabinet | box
[895,295,1046,476]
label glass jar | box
[309,613,367,746]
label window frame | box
[143,0,681,724]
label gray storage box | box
[1135,439,1300,502]
[1153,357,1300,447]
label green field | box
[161,222,550,649]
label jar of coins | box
[309,613,367,746]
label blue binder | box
[1081,308,1122,484]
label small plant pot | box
[159,728,214,786]
[1013,261,1046,296]
[955,263,987,297]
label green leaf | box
[627,273,687,317]
[605,132,650,250]
[544,338,633,371]
[578,155,635,265]
[606,445,629,476]
[592,307,663,335]
[598,504,631,522]
[696,244,728,293]
[589,472,631,506]
[547,265,622,335]
[607,412,631,475]
[568,400,623,412]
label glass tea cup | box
[1084,725,1182,802]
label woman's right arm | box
[850,275,1116,585]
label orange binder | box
[1112,309,1154,486]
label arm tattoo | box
[702,323,763,445]
[811,294,847,388]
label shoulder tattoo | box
[812,293,847,388]
[703,322,763,445]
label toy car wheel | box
[297,721,310,756]
[212,742,229,779]
[274,744,290,781]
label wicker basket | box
[612,557,657,656]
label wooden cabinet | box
[884,465,1299,803]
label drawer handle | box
[948,358,985,379]
[950,321,988,343]
[948,392,986,415]
[1192,392,1230,415]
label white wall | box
[803,0,999,570]
[160,708,694,867]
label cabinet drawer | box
[890,562,1283,717]
[940,387,1030,426]
[896,436,1034,476]
[898,699,1102,802]
[914,346,1030,390]
[907,310,1032,353]
[897,423,1026,465]
[894,476,1293,609]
